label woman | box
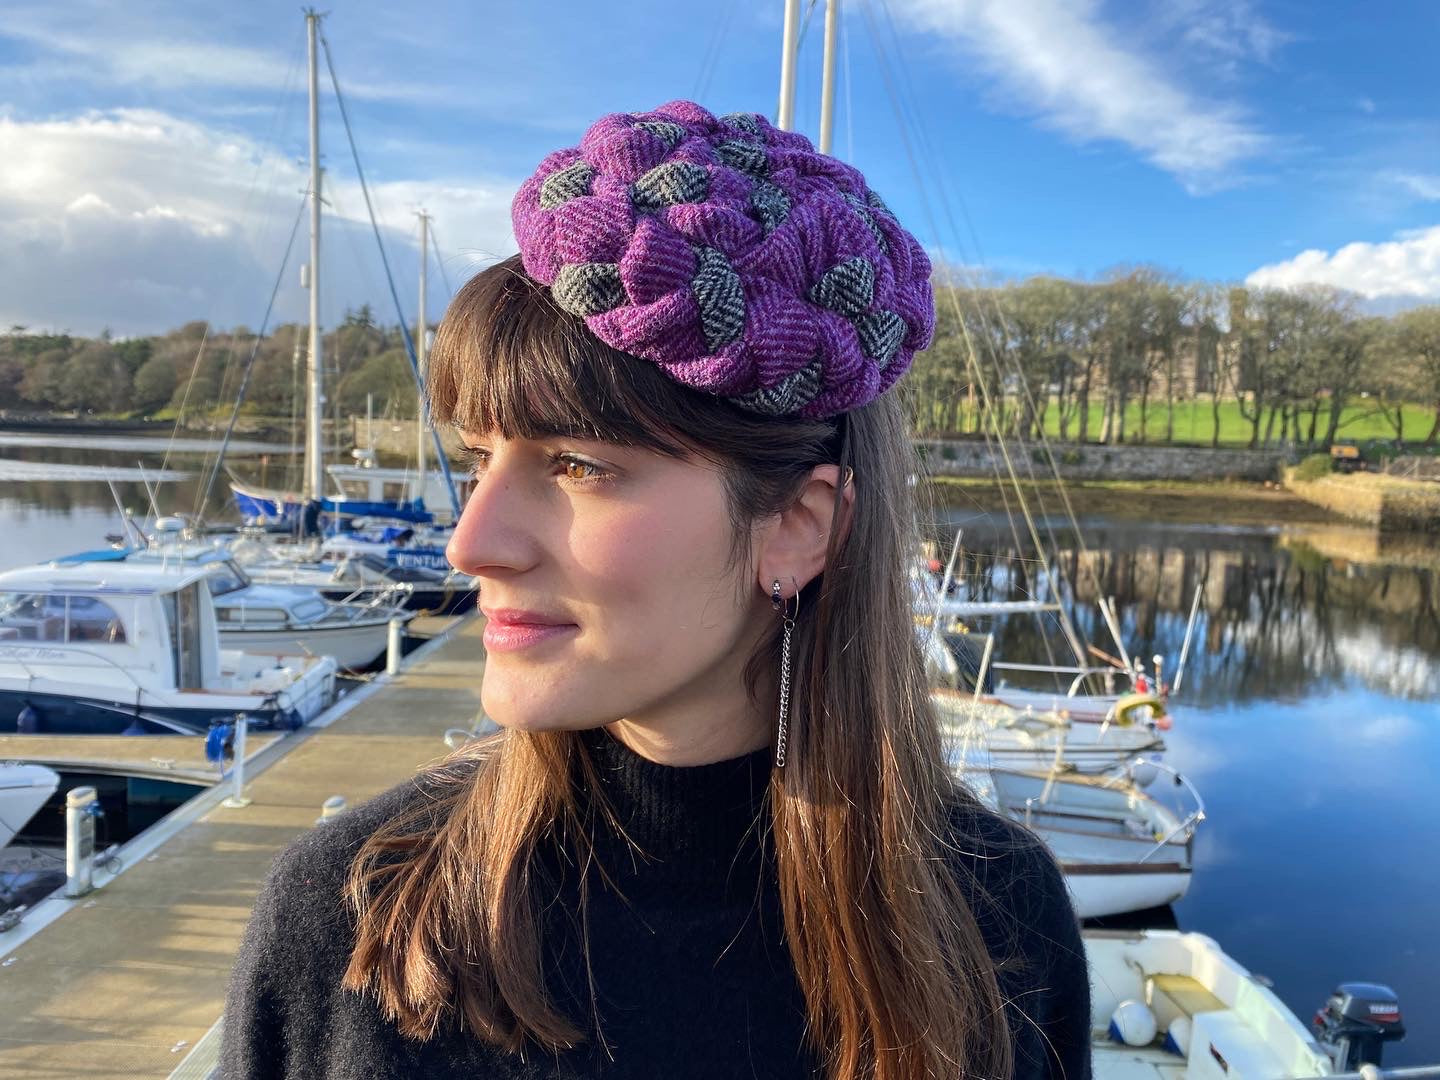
[221,101,1091,1080]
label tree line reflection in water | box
[941,518,1440,705]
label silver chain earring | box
[771,578,798,768]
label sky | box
[1,0,1437,338]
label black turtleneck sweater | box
[220,731,1091,1079]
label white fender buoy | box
[1109,1000,1158,1047]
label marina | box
[1,433,1436,1073]
[1,1,1436,1074]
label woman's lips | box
[482,617,577,653]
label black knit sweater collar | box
[578,726,773,878]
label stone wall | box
[916,439,1292,482]
[1284,471,1440,533]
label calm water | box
[940,510,1440,1065]
[2,433,1436,1064]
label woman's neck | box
[606,711,769,766]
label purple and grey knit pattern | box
[511,100,934,419]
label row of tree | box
[909,269,1440,447]
[6,275,1440,449]
[0,305,419,425]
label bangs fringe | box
[428,256,694,456]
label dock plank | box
[0,614,485,1078]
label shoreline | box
[927,476,1342,527]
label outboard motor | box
[1313,982,1405,1070]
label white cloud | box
[1390,172,1440,201]
[1246,227,1440,301]
[0,109,518,336]
[892,0,1272,191]
[1162,0,1291,68]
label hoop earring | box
[771,578,799,768]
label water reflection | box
[941,516,1440,703]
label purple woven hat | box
[511,100,934,420]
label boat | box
[0,763,59,847]
[954,747,1203,918]
[236,549,478,616]
[63,522,413,671]
[931,686,1165,774]
[1087,929,1413,1078]
[0,561,337,735]
[913,561,1179,730]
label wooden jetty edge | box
[0,614,486,1079]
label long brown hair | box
[342,255,1013,1079]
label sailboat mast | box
[304,10,324,503]
[414,210,430,502]
[776,0,800,130]
[819,0,839,153]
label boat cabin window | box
[0,593,127,644]
[292,598,329,622]
[217,606,288,624]
[382,481,408,503]
[204,562,250,597]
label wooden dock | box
[0,614,486,1078]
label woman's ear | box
[755,464,856,598]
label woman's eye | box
[559,456,606,483]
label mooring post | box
[64,786,98,898]
[222,713,252,808]
[386,617,404,675]
[316,795,347,824]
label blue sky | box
[1,0,1437,336]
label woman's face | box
[446,431,769,752]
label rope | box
[859,0,1084,672]
[318,30,462,521]
[196,194,309,521]
[425,219,456,299]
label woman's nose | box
[445,473,535,576]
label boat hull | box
[0,764,60,846]
[218,621,392,670]
[0,688,307,736]
[1063,864,1191,918]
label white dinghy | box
[954,750,1204,918]
[0,562,337,735]
[1087,929,1416,1079]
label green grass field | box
[938,399,1439,448]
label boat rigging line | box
[318,27,462,521]
[196,194,311,522]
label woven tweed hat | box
[511,100,934,420]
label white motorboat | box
[0,763,59,847]
[954,749,1203,918]
[228,537,478,616]
[1087,929,1413,1078]
[67,523,414,670]
[931,686,1165,774]
[0,562,337,735]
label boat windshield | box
[205,561,250,597]
[0,592,128,644]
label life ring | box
[1109,693,1169,729]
